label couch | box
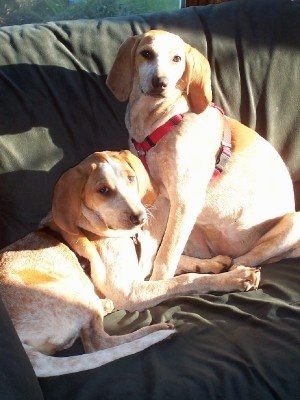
[0,0,299,398]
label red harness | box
[131,104,232,178]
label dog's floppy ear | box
[106,35,142,102]
[183,44,212,114]
[52,156,96,235]
[118,150,158,205]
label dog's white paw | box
[227,265,261,291]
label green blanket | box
[0,0,299,399]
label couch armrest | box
[0,296,43,400]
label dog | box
[0,151,175,378]
[34,149,261,320]
[0,148,263,377]
[1,150,261,378]
[106,30,300,281]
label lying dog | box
[106,30,300,281]
[34,150,260,320]
[1,150,260,377]
[0,151,175,378]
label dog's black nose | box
[130,212,146,226]
[151,76,168,90]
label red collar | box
[132,104,231,177]
[131,114,183,171]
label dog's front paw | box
[178,254,232,275]
[228,265,261,291]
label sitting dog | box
[0,151,175,378]
[106,30,300,281]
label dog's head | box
[52,150,156,235]
[106,30,212,114]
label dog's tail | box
[24,329,175,377]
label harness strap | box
[132,114,183,171]
[211,104,232,178]
[132,103,232,178]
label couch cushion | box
[39,259,300,400]
[0,298,44,400]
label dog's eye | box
[140,50,154,60]
[128,176,135,183]
[98,187,109,195]
[173,55,181,63]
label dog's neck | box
[125,85,190,141]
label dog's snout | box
[152,76,168,90]
[130,211,147,226]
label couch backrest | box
[0,0,299,247]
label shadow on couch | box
[0,64,129,248]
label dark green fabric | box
[0,297,44,400]
[39,260,300,400]
[0,0,299,399]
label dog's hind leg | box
[233,212,300,267]
[80,297,174,353]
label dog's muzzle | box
[130,211,147,226]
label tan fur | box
[106,30,300,281]
[0,150,175,378]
